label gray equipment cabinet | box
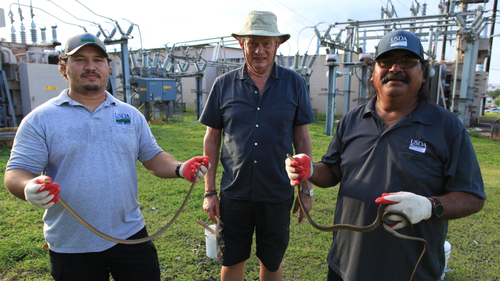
[138,78,176,102]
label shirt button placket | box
[254,107,261,165]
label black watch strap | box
[204,191,217,197]
[428,197,444,219]
[175,163,183,178]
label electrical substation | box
[0,0,497,139]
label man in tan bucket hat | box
[200,10,315,280]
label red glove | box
[375,192,432,230]
[285,154,313,186]
[24,176,60,209]
[179,156,211,183]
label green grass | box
[1,109,499,280]
[483,112,500,119]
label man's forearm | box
[435,191,485,220]
[4,169,38,200]
[203,127,221,192]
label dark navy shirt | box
[321,97,485,280]
[200,64,315,202]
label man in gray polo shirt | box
[286,30,485,280]
[4,32,210,280]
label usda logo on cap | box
[375,30,424,60]
[390,36,408,47]
[80,34,96,43]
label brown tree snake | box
[288,154,427,281]
[42,165,202,249]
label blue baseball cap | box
[375,30,424,59]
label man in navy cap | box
[4,32,210,280]
[285,30,486,280]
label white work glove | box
[375,191,432,230]
[24,176,61,209]
[285,154,313,186]
[179,156,211,183]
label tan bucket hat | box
[231,11,290,43]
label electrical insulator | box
[31,22,37,44]
[21,24,27,44]
[294,53,300,70]
[277,54,285,66]
[307,56,316,69]
[130,52,139,68]
[40,27,47,43]
[51,25,59,43]
[11,26,17,43]
[162,54,171,69]
[142,52,149,68]
[153,53,159,68]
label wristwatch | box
[204,191,217,197]
[300,189,314,197]
[428,197,444,219]
[175,163,183,178]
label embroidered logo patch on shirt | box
[409,139,426,153]
[115,113,131,125]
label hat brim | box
[231,31,290,44]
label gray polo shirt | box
[321,97,485,280]
[200,64,315,202]
[7,90,163,253]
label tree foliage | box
[488,89,500,99]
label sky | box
[1,0,500,84]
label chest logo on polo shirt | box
[115,113,131,125]
[409,139,426,153]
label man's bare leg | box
[221,261,246,281]
[260,261,283,281]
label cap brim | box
[375,48,423,60]
[66,43,109,57]
[231,32,290,43]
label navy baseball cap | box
[375,30,424,60]
[64,32,108,57]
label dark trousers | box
[49,227,160,281]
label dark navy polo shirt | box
[200,64,315,202]
[321,97,485,280]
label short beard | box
[381,72,410,84]
[83,84,102,92]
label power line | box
[395,0,410,11]
[269,0,316,26]
[256,0,301,34]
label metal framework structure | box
[315,0,493,135]
[1,0,495,133]
[122,36,243,120]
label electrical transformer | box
[138,78,176,102]
[18,63,69,117]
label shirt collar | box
[363,96,433,126]
[236,62,283,81]
[55,89,118,107]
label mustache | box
[381,72,410,84]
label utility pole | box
[485,0,498,73]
